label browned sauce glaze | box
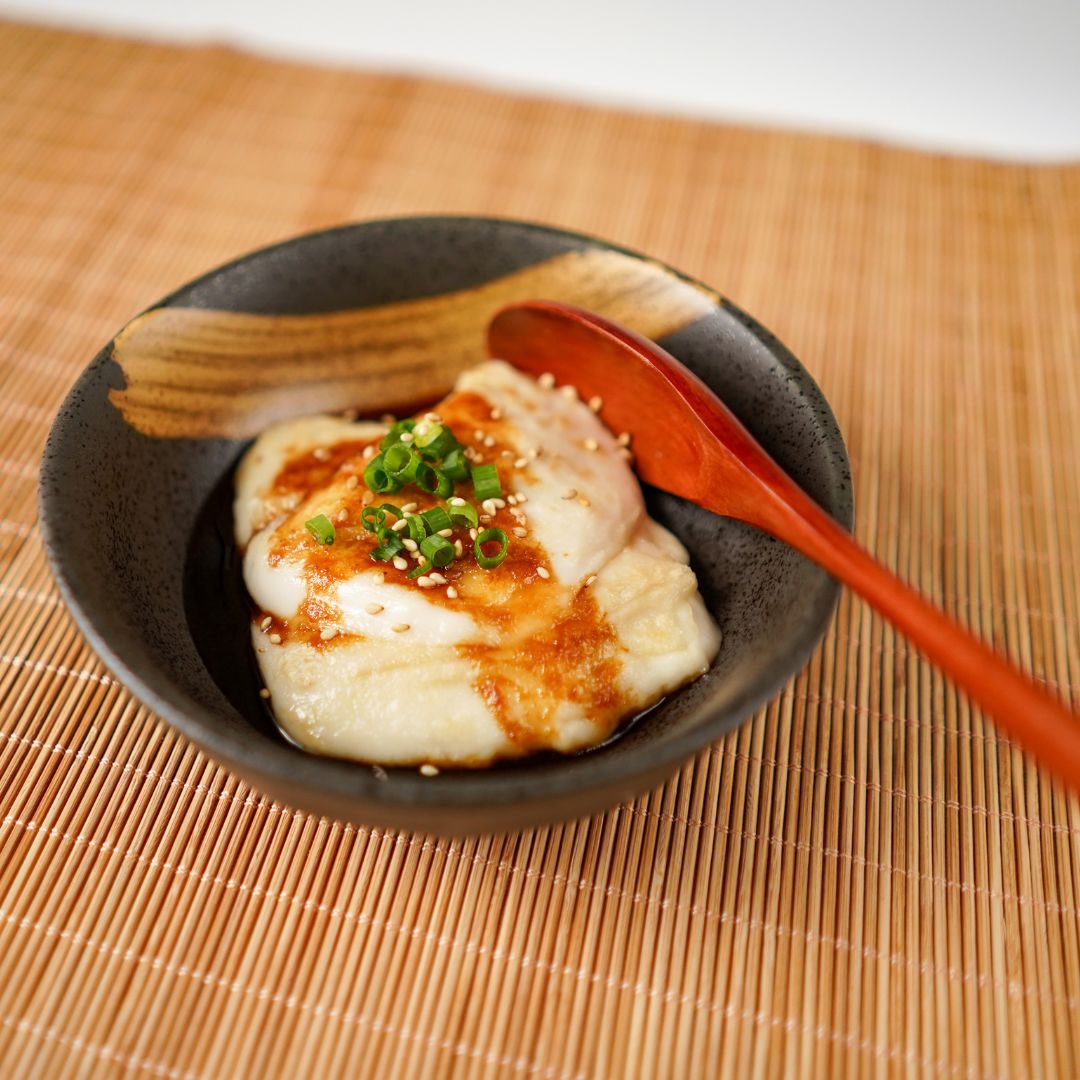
[254,392,632,750]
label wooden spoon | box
[488,300,1080,789]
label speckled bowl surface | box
[39,216,852,834]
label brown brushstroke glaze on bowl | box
[39,216,852,835]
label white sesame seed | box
[560,384,578,400]
[392,623,411,633]
[481,499,497,516]
[449,497,466,506]
[513,527,527,538]
[512,512,527,524]
[528,447,542,459]
[391,518,408,532]
[269,633,282,645]
[536,566,550,579]
[454,540,463,557]
[473,429,485,440]
[363,444,377,459]
[361,491,374,506]
[412,550,424,561]
[417,576,434,588]
[401,502,418,513]
[320,626,338,641]
[365,603,384,615]
[446,585,459,599]
[259,688,271,699]
[429,572,447,585]
[491,497,506,509]
[562,489,577,500]
[437,528,453,538]
[538,372,556,389]
[490,407,502,420]
[617,432,632,447]
[346,475,359,490]
[373,572,385,585]
[473,455,484,464]
[260,616,272,631]
[336,509,348,523]
[507,494,518,506]
[514,492,527,503]
[584,574,597,587]
[402,538,418,551]
[588,395,603,412]
[469,528,478,540]
[414,422,430,437]
[501,449,514,459]
[400,431,414,444]
[514,457,527,468]
[584,438,599,452]
[479,514,492,524]
[313,446,330,461]
[424,412,441,423]
[579,497,592,508]
[420,764,439,777]
[483,435,496,448]
[392,556,408,571]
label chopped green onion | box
[471,463,502,502]
[420,506,453,533]
[447,500,478,529]
[370,528,404,561]
[406,558,433,579]
[360,502,401,532]
[405,515,428,543]
[420,534,455,567]
[415,425,460,461]
[305,514,336,545]
[474,527,508,569]
[383,443,424,483]
[363,453,400,494]
[440,448,470,481]
[379,418,416,451]
[434,469,454,498]
[416,462,454,498]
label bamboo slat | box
[0,18,1078,1079]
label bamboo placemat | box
[1,18,1078,1079]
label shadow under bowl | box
[39,216,852,834]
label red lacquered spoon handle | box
[753,475,1080,785]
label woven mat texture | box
[1,19,1079,1079]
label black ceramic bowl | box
[39,216,851,834]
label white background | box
[6,0,1080,159]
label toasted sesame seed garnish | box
[402,538,418,552]
[617,432,632,447]
[392,623,411,633]
[365,602,384,615]
[535,566,552,582]
[584,574,598,587]
[391,518,408,532]
[559,384,578,400]
[514,456,527,468]
[414,422,430,437]
[473,455,484,464]
[579,497,592,508]
[479,514,492,524]
[361,491,374,506]
[313,446,330,461]
[473,428,485,441]
[380,413,397,425]
[491,497,506,509]
[538,372,556,389]
[453,539,463,557]
[373,572,385,585]
[259,687,271,699]
[490,407,502,420]
[437,528,453,538]
[588,395,603,412]
[401,501,418,513]
[362,444,377,459]
[469,528,478,540]
[481,498,497,516]
[528,447,542,459]
[562,488,578,500]
[429,571,447,585]
[449,496,466,506]
[399,431,414,443]
[346,475,360,490]
[464,446,478,460]
[511,510,527,523]
[269,633,282,644]
[514,492,528,503]
[320,626,338,641]
[392,556,408,571]
[417,576,434,588]
[412,549,424,561]
[424,412,441,423]
[336,509,348,523]
[501,449,514,458]
[512,527,528,538]
[507,494,518,505]
[419,764,439,777]
[484,435,496,448]
[584,438,599,451]
[446,585,459,599]
[260,615,272,631]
